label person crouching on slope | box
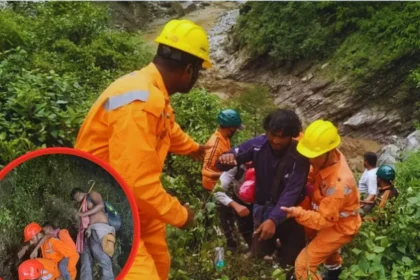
[23,223,79,280]
[202,109,245,252]
[29,222,77,280]
[281,120,362,280]
[362,165,399,222]
[74,19,213,280]
[18,259,61,280]
[213,163,254,254]
[202,109,244,191]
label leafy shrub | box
[235,2,382,61]
[331,2,420,79]
[341,150,420,279]
[236,2,420,72]
[228,85,277,141]
[0,2,153,166]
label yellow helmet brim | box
[297,135,341,159]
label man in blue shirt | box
[216,109,309,275]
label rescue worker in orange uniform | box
[23,223,79,280]
[202,109,244,191]
[74,19,212,279]
[18,259,43,280]
[281,120,362,280]
[202,109,244,252]
[18,258,61,280]
[30,222,77,280]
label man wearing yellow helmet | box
[281,120,362,280]
[75,19,212,279]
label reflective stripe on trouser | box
[80,229,114,280]
[295,226,354,280]
[125,217,170,280]
[58,258,71,280]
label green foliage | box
[330,2,420,79]
[342,150,420,279]
[236,2,382,61]
[409,69,420,89]
[237,2,420,72]
[0,155,133,279]
[229,85,277,140]
[236,1,420,125]
[167,89,223,190]
[0,2,153,166]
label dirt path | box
[141,2,383,172]
[141,2,238,49]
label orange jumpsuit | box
[41,237,79,280]
[75,63,200,280]
[292,150,362,279]
[58,229,76,250]
[202,130,231,191]
[35,258,61,279]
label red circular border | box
[0,147,140,279]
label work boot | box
[322,268,343,280]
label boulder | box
[181,2,198,14]
[404,130,420,152]
[377,144,401,167]
[343,108,385,129]
[171,2,186,17]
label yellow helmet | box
[297,120,341,158]
[155,19,212,69]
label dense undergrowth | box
[0,1,420,279]
[0,2,153,167]
[341,150,420,279]
[236,2,420,122]
[0,155,133,280]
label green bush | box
[331,2,420,79]
[228,85,277,140]
[236,1,420,126]
[341,150,420,279]
[0,2,153,167]
[235,2,382,61]
[236,2,420,74]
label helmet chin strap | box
[187,62,202,90]
[320,151,330,170]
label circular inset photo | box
[0,148,139,280]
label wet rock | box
[292,61,313,76]
[378,144,401,167]
[404,130,420,152]
[171,2,186,17]
[309,79,332,93]
[181,2,198,14]
[343,108,386,129]
[301,73,314,82]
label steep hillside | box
[202,2,420,142]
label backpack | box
[86,195,122,231]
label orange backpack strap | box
[379,190,391,208]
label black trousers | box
[252,217,306,276]
[216,194,254,250]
